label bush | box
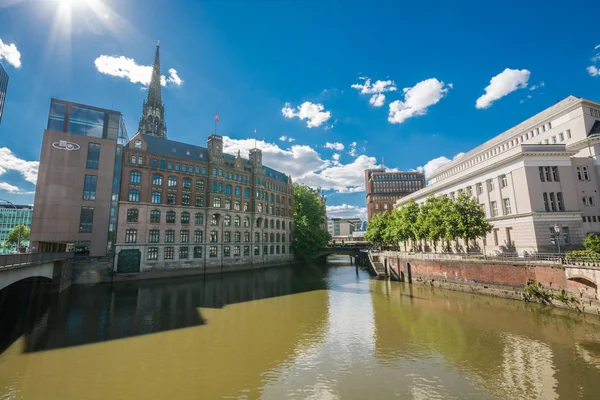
[583,233,600,254]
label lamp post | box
[553,224,561,254]
[0,199,22,253]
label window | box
[79,207,94,233]
[552,167,559,182]
[125,229,137,243]
[234,216,241,227]
[168,176,177,188]
[195,213,203,225]
[487,179,494,192]
[149,230,159,243]
[223,215,231,227]
[263,232,268,242]
[244,202,249,211]
[195,196,204,207]
[493,229,499,246]
[276,220,280,229]
[476,183,483,195]
[194,247,202,258]
[213,197,221,208]
[234,232,241,242]
[263,245,268,255]
[563,227,570,244]
[182,194,191,206]
[83,175,97,200]
[243,217,250,227]
[270,233,274,242]
[577,166,590,181]
[500,175,508,188]
[234,187,241,197]
[254,245,260,256]
[180,212,190,224]
[209,246,217,258]
[224,231,231,243]
[210,231,218,242]
[545,167,551,182]
[225,185,231,195]
[168,162,173,170]
[175,163,180,171]
[164,247,174,259]
[244,246,250,256]
[180,230,189,243]
[234,246,240,257]
[270,220,274,229]
[166,211,176,224]
[591,196,596,206]
[194,230,203,243]
[549,193,556,211]
[196,180,205,191]
[165,230,175,243]
[152,174,163,186]
[244,232,250,242]
[223,246,231,257]
[148,247,158,260]
[255,232,260,242]
[179,246,189,259]
[152,159,158,168]
[152,192,161,204]
[211,214,219,226]
[490,201,498,217]
[282,245,286,254]
[150,210,161,223]
[557,192,564,211]
[183,178,192,190]
[270,245,274,255]
[225,199,231,210]
[86,143,101,169]
[234,201,240,211]
[127,209,138,222]
[543,193,549,211]
[128,189,140,202]
[130,171,141,184]
[160,160,166,169]
[167,193,177,205]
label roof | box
[589,120,600,137]
[263,165,289,184]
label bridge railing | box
[375,250,570,265]
[0,252,75,269]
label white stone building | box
[397,95,600,254]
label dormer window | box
[134,140,142,148]
[186,150,191,156]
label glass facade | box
[0,205,33,253]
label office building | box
[364,169,425,220]
[30,99,127,256]
[0,204,33,253]
[114,44,294,273]
[397,95,600,254]
[0,63,8,124]
[327,218,362,237]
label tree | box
[421,195,447,252]
[6,224,30,248]
[584,233,600,254]
[452,193,492,251]
[397,199,420,251]
[292,184,331,259]
[365,212,390,248]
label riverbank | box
[378,252,600,316]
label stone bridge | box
[0,253,75,293]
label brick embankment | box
[380,253,600,315]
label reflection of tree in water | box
[18,264,329,353]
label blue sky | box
[1,0,599,219]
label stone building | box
[397,95,600,254]
[364,169,425,220]
[114,45,294,273]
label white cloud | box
[332,153,341,165]
[475,68,530,109]
[588,65,600,77]
[348,142,357,157]
[325,142,344,151]
[0,148,39,185]
[278,136,295,142]
[223,137,379,193]
[0,182,34,194]
[415,153,464,177]
[94,55,183,87]
[529,81,545,91]
[388,78,451,124]
[0,38,21,68]
[281,101,331,128]
[326,204,367,220]
[351,77,397,107]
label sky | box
[1,0,600,221]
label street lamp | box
[0,199,22,253]
[553,224,561,254]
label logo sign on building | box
[52,140,80,151]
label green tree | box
[397,199,420,251]
[583,233,600,254]
[292,184,331,259]
[422,195,447,252]
[6,224,30,248]
[452,193,492,251]
[365,212,390,248]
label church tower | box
[138,43,167,138]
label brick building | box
[364,169,425,220]
[114,44,294,273]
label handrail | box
[0,252,74,269]
[374,250,567,265]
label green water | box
[1,256,599,399]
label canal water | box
[1,256,600,399]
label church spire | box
[138,41,167,138]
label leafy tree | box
[6,225,30,248]
[365,212,390,247]
[452,193,492,251]
[292,184,331,259]
[584,233,600,254]
[397,199,420,251]
[422,195,447,252]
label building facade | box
[327,218,362,237]
[364,169,425,220]
[30,98,127,256]
[397,95,600,254]
[0,204,33,253]
[113,45,294,273]
[0,63,8,124]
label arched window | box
[275,208,279,216]
[211,214,219,226]
[168,176,177,188]
[130,171,141,184]
[282,221,286,230]
[243,217,250,227]
[213,197,221,208]
[182,194,190,206]
[270,219,274,229]
[276,220,280,229]
[128,189,140,202]
[276,233,281,243]
[270,245,274,254]
[270,233,274,242]
[195,213,203,225]
[276,195,280,204]
[276,245,280,254]
[182,178,192,190]
[256,218,261,228]
[234,186,241,196]
[166,211,176,223]
[243,202,249,211]
[224,215,231,226]
[269,206,273,215]
[151,191,161,204]
[167,193,176,205]
[243,188,250,197]
[270,193,274,203]
[152,174,163,186]
[150,209,161,223]
[225,185,231,195]
[234,216,241,227]
[264,219,268,229]
[181,212,190,224]
[257,203,263,213]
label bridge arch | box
[0,263,54,292]
[567,275,597,290]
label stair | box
[368,254,387,278]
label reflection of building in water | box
[500,334,558,400]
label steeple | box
[138,42,167,138]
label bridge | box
[0,253,75,293]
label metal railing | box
[0,252,74,269]
[376,250,567,265]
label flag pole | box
[215,108,217,134]
[254,128,257,149]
